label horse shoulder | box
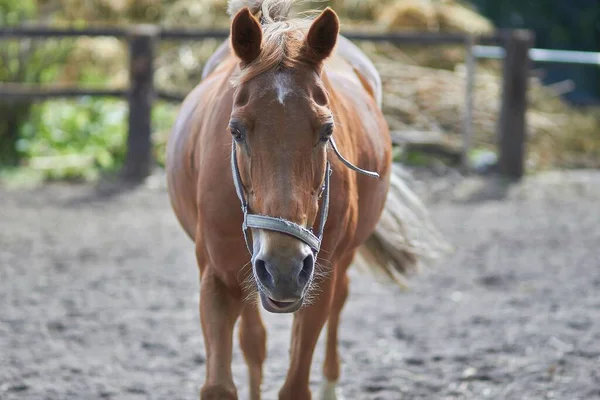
[167,60,237,241]
[323,40,391,248]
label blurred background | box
[1,0,599,184]
[2,3,600,399]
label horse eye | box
[230,124,245,141]
[319,123,333,143]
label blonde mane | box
[228,0,319,86]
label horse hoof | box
[319,381,344,400]
[200,384,238,400]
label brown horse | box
[166,1,448,398]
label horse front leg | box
[239,302,267,400]
[278,274,334,400]
[199,266,242,400]
[320,274,349,400]
[321,252,354,400]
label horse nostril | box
[298,253,314,283]
[254,258,273,286]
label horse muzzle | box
[252,236,314,313]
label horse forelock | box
[229,0,326,88]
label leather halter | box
[231,137,379,257]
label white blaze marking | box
[274,72,292,104]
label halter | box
[231,136,379,257]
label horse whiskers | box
[302,279,323,307]
[297,260,329,308]
[316,247,332,256]
[237,261,260,305]
[242,285,260,307]
[241,273,259,303]
[241,274,256,296]
[314,259,333,277]
[236,260,253,283]
[243,288,260,307]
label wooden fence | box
[0,26,533,180]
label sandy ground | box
[1,169,599,400]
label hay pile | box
[367,49,600,169]
[373,57,502,143]
[375,0,493,34]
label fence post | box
[123,25,159,180]
[497,29,534,179]
[462,35,476,173]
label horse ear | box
[230,7,262,65]
[305,7,339,64]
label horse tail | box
[227,0,295,22]
[354,164,453,287]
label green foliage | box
[0,0,75,166]
[12,98,178,180]
[398,148,442,167]
[0,34,74,166]
[17,98,128,180]
[0,0,36,25]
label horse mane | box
[228,0,295,20]
[227,0,321,86]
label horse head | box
[228,7,340,312]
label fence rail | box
[0,25,509,44]
[1,25,529,180]
[474,46,600,66]
[0,84,183,102]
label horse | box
[166,1,449,398]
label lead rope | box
[328,137,380,178]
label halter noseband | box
[231,137,378,257]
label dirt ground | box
[1,168,599,400]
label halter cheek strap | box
[231,137,377,257]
